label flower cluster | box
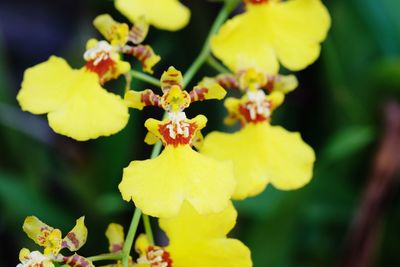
[17,216,92,267]
[16,0,330,266]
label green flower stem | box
[206,55,231,74]
[143,214,154,245]
[130,70,161,87]
[87,252,123,262]
[183,0,241,87]
[122,208,142,267]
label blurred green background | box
[1,0,400,266]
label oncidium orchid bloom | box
[115,0,190,31]
[17,14,160,141]
[119,66,236,218]
[200,68,316,199]
[131,202,252,267]
[18,216,93,267]
[211,0,331,74]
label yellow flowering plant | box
[200,69,316,199]
[14,0,331,266]
[17,14,160,141]
[17,216,92,267]
[120,66,236,218]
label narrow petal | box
[47,70,129,141]
[22,216,55,247]
[119,145,235,218]
[17,56,77,114]
[106,223,125,253]
[62,253,94,267]
[201,123,315,199]
[134,234,150,255]
[115,0,190,31]
[62,217,88,251]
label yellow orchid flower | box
[17,14,160,141]
[200,69,316,199]
[211,0,331,73]
[18,216,93,267]
[133,202,252,267]
[115,0,190,31]
[120,67,236,218]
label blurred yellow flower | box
[133,202,252,267]
[200,69,315,199]
[211,0,331,73]
[19,216,93,267]
[115,0,190,31]
[120,67,236,218]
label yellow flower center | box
[137,246,172,267]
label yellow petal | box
[159,202,236,241]
[201,123,315,199]
[119,145,235,218]
[170,238,252,267]
[115,0,190,31]
[17,56,77,114]
[211,0,330,73]
[160,203,252,267]
[211,9,279,73]
[268,0,331,70]
[93,14,129,46]
[47,70,129,141]
[106,223,125,253]
[62,217,88,251]
[43,229,62,255]
[191,79,227,102]
[19,248,31,262]
[134,234,149,255]
[22,216,55,247]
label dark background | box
[1,0,400,266]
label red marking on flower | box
[124,45,155,71]
[85,57,116,83]
[239,102,269,123]
[111,244,123,253]
[66,232,80,249]
[216,74,239,89]
[264,75,276,92]
[38,227,51,245]
[190,87,208,102]
[141,90,161,107]
[63,254,91,267]
[245,0,269,4]
[158,121,198,146]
